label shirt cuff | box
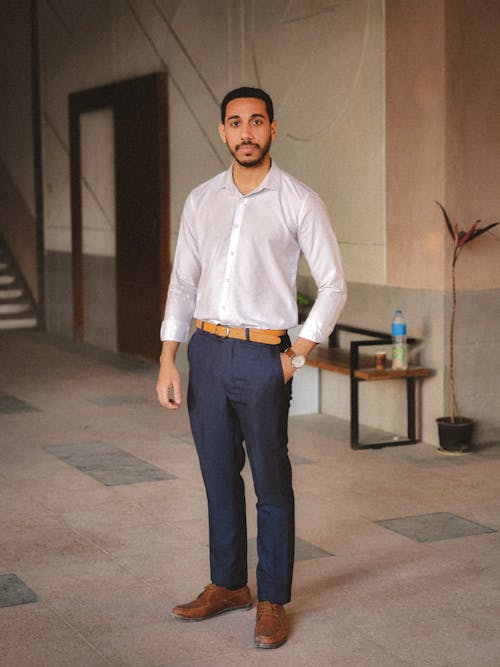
[160,319,191,343]
[297,319,327,344]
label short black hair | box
[220,87,274,123]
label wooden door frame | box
[69,72,169,352]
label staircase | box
[0,241,38,330]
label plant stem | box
[450,259,457,422]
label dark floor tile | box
[294,536,335,560]
[289,453,315,465]
[247,536,333,567]
[0,574,38,607]
[44,442,176,486]
[375,512,497,542]
[0,393,40,414]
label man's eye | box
[252,119,263,126]
[230,121,240,127]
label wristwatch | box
[284,347,306,369]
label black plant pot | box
[436,417,474,453]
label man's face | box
[219,98,277,168]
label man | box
[157,87,346,649]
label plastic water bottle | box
[391,309,407,369]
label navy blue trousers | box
[187,328,294,604]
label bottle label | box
[392,345,407,369]
[391,323,406,336]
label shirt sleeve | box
[297,193,347,343]
[160,194,201,342]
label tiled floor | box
[45,442,176,486]
[1,330,499,666]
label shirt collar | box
[219,160,281,195]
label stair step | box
[0,317,38,330]
[0,288,23,299]
[0,302,31,314]
[0,242,38,329]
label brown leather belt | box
[196,320,286,345]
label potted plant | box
[297,291,312,324]
[435,202,499,452]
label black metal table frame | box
[329,325,420,450]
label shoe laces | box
[257,601,280,617]
[197,583,217,599]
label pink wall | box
[386,0,500,292]
[445,0,500,290]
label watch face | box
[291,354,306,369]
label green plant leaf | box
[296,292,311,306]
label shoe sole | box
[254,637,288,649]
[171,602,252,622]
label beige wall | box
[36,0,386,287]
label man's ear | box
[218,123,227,144]
[271,120,277,141]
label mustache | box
[236,140,260,150]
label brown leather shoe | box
[171,583,252,621]
[254,601,288,649]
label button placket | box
[220,198,246,313]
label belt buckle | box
[215,324,230,338]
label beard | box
[228,136,272,168]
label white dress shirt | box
[161,161,346,344]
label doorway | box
[69,73,169,360]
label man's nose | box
[241,122,253,139]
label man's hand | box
[279,337,317,384]
[157,341,182,409]
[280,352,296,384]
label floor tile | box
[44,442,176,486]
[289,453,315,465]
[0,392,40,413]
[0,573,38,607]
[375,512,497,542]
[247,536,333,568]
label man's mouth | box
[237,142,259,151]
